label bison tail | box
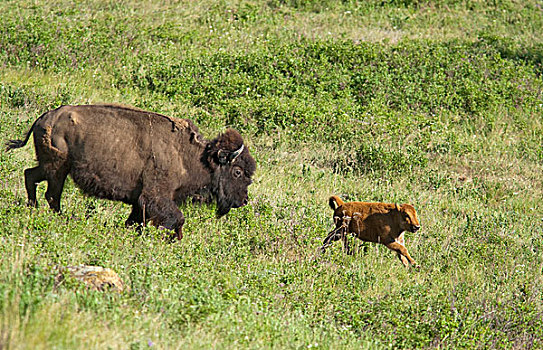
[5,139,27,151]
[5,112,45,151]
[329,195,344,210]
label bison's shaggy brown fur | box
[321,195,420,267]
[6,104,256,239]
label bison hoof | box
[166,229,183,242]
[174,230,183,240]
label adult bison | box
[6,104,256,239]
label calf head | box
[205,129,256,217]
[397,204,421,233]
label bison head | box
[398,204,421,233]
[204,129,256,217]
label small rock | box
[59,265,128,293]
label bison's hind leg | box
[34,126,70,213]
[24,166,46,207]
[44,166,69,213]
[45,174,68,213]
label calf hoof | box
[319,244,329,254]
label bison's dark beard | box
[210,167,249,217]
[216,193,247,217]
[216,200,232,217]
[187,185,233,217]
[211,171,233,218]
[215,186,239,217]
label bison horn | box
[218,144,245,165]
[229,144,244,161]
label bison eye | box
[233,168,243,178]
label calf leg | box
[321,225,344,252]
[341,230,353,255]
[321,226,353,254]
[342,234,352,255]
[139,194,184,240]
[395,233,410,267]
[384,241,418,267]
[24,166,46,207]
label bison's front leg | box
[125,203,144,228]
[139,194,185,240]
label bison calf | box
[6,104,256,239]
[321,195,420,267]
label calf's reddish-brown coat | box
[6,104,256,239]
[322,195,421,267]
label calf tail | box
[329,195,344,210]
[5,113,44,151]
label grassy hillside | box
[1,0,542,348]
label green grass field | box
[1,0,542,348]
